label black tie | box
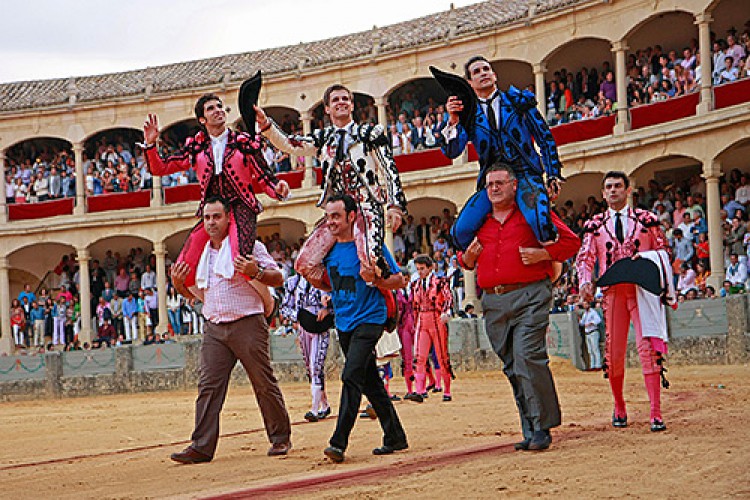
[615,212,624,243]
[335,129,347,164]
[423,278,428,290]
[480,93,498,131]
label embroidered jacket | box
[576,206,670,286]
[145,129,281,214]
[442,86,562,189]
[263,121,407,212]
[410,273,452,317]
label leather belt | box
[483,282,534,295]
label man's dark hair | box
[323,84,352,106]
[603,171,630,188]
[327,193,357,214]
[194,93,222,120]
[485,161,517,182]
[414,254,434,267]
[464,304,474,312]
[203,195,231,213]
[464,55,491,80]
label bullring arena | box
[1,0,750,497]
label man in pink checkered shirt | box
[169,196,292,464]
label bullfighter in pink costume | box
[143,91,289,287]
[396,275,417,400]
[407,254,454,403]
[576,171,672,432]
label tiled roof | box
[0,0,589,113]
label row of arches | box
[4,1,745,154]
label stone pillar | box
[44,352,63,397]
[462,269,478,311]
[533,63,547,117]
[384,220,394,254]
[154,241,168,335]
[0,151,7,223]
[0,257,14,354]
[73,143,86,215]
[375,96,388,127]
[612,41,630,134]
[77,248,94,345]
[301,111,315,188]
[695,13,714,114]
[151,172,163,207]
[704,164,725,288]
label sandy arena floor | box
[1,359,748,499]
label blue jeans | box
[168,309,182,335]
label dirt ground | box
[1,359,748,499]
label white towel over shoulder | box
[195,237,234,289]
[635,250,675,343]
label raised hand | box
[254,105,269,129]
[445,96,464,125]
[143,114,160,145]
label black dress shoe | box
[372,442,408,455]
[527,430,552,451]
[267,441,291,456]
[431,387,443,393]
[650,419,667,432]
[170,446,212,464]
[317,407,331,419]
[514,438,531,451]
[324,446,345,463]
[442,395,452,402]
[390,394,402,401]
[612,414,628,428]
[404,392,424,403]
[304,411,319,422]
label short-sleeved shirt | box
[324,242,399,333]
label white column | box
[695,13,714,114]
[375,96,389,127]
[704,164,724,288]
[384,222,394,254]
[151,172,163,207]
[0,151,7,223]
[612,41,630,134]
[73,143,86,215]
[533,63,547,117]
[301,111,315,188]
[77,248,93,345]
[154,241,168,334]
[462,268,478,312]
[0,257,14,354]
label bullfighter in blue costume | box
[431,56,563,250]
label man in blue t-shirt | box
[319,193,408,463]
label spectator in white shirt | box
[726,253,748,288]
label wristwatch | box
[253,265,266,280]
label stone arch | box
[7,242,76,296]
[623,10,698,61]
[709,0,749,41]
[257,217,307,248]
[310,91,379,128]
[234,106,301,134]
[164,228,193,262]
[490,59,535,92]
[82,127,143,167]
[630,154,704,207]
[542,37,615,99]
[87,235,155,266]
[161,118,201,152]
[714,137,750,181]
[4,136,73,169]
[405,197,458,225]
[385,77,447,125]
[558,172,605,215]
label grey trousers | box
[191,314,291,457]
[482,280,561,438]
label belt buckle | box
[493,284,505,294]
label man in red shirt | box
[460,162,580,451]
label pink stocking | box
[644,373,662,421]
[610,375,627,418]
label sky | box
[1,0,478,84]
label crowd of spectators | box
[544,29,750,126]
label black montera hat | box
[429,66,477,133]
[239,70,262,136]
[297,308,335,334]
[596,258,663,295]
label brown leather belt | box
[483,282,534,295]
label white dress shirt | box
[210,128,230,174]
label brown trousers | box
[191,314,291,457]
